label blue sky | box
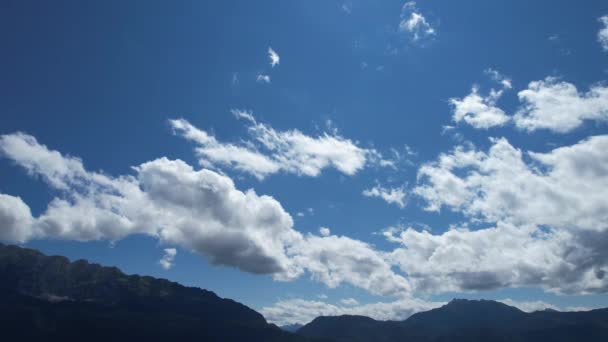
[2,0,608,325]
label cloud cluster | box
[451,73,608,133]
[407,136,608,294]
[399,2,436,42]
[0,132,410,296]
[450,69,511,129]
[362,184,406,208]
[170,111,388,180]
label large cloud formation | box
[0,132,410,296]
[408,135,608,294]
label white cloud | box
[256,74,271,83]
[169,118,280,180]
[290,234,411,297]
[170,112,382,180]
[362,185,406,208]
[514,77,608,133]
[0,193,35,242]
[599,16,608,51]
[319,227,331,237]
[159,248,177,270]
[398,2,436,42]
[410,136,608,294]
[268,47,280,67]
[0,132,411,297]
[261,297,444,326]
[450,69,512,129]
[340,298,359,306]
[497,299,558,312]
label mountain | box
[298,299,608,342]
[0,243,311,342]
[3,243,607,342]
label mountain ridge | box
[2,243,607,342]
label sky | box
[1,0,608,326]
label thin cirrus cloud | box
[407,135,608,294]
[450,71,608,133]
[0,132,411,298]
[398,2,436,42]
[170,110,394,180]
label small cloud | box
[363,185,407,208]
[317,294,328,299]
[340,298,360,306]
[268,47,280,67]
[159,248,177,270]
[256,74,271,83]
[341,2,352,15]
[296,212,305,217]
[398,1,436,42]
[319,227,331,237]
[598,15,608,51]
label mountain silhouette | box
[0,243,312,341]
[298,298,608,341]
[2,243,607,342]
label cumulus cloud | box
[398,2,436,42]
[170,111,385,180]
[289,234,411,297]
[409,136,608,294]
[599,16,608,51]
[319,227,331,237]
[268,47,280,67]
[261,297,444,326]
[159,248,177,270]
[450,69,511,129]
[514,77,608,133]
[362,184,406,208]
[0,132,411,297]
[256,74,271,83]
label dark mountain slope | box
[0,243,311,342]
[298,299,608,342]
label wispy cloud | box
[599,15,608,51]
[398,2,436,42]
[170,111,392,179]
[256,74,271,83]
[268,47,280,67]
